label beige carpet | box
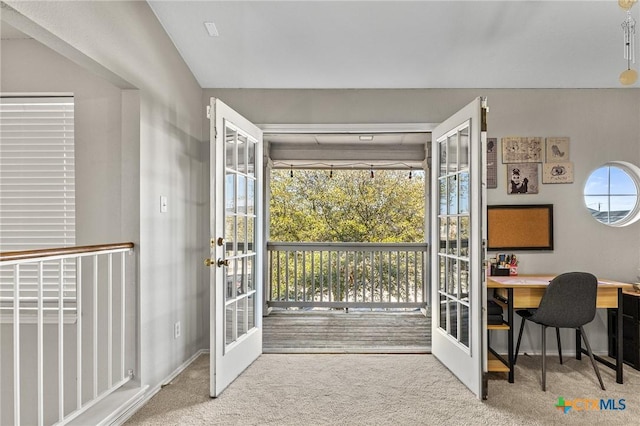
[125,353,640,425]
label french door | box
[208,98,263,397]
[430,98,487,399]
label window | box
[0,96,76,313]
[583,161,640,227]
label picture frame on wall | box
[487,138,497,188]
[507,163,539,194]
[543,162,574,184]
[545,137,570,162]
[501,136,543,163]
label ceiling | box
[148,0,640,89]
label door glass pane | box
[247,178,255,215]
[455,217,462,257]
[459,260,469,300]
[460,304,469,346]
[447,134,458,173]
[225,173,236,214]
[248,294,255,329]
[238,134,247,174]
[439,178,447,215]
[237,216,246,254]
[247,256,255,291]
[459,216,469,257]
[225,216,235,257]
[247,141,256,177]
[227,259,238,300]
[459,172,469,214]
[438,257,446,291]
[439,217,447,254]
[237,296,247,336]
[447,175,458,214]
[439,294,447,329]
[238,257,247,295]
[448,300,458,339]
[225,127,236,169]
[459,126,470,170]
[247,217,255,254]
[439,141,447,176]
[226,303,235,344]
[447,217,457,255]
[237,175,247,214]
[448,259,458,296]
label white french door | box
[430,98,487,399]
[209,98,263,397]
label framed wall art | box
[543,162,574,184]
[501,136,543,163]
[507,163,539,194]
[545,137,570,162]
[487,138,497,188]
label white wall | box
[2,0,208,398]
[204,88,640,354]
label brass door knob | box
[204,258,214,267]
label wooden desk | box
[487,275,631,384]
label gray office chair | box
[514,310,563,365]
[527,272,605,391]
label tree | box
[270,169,425,242]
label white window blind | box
[0,96,76,313]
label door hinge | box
[206,105,211,119]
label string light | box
[329,165,333,178]
[370,165,374,179]
[290,165,294,178]
[409,167,413,180]
[273,161,418,169]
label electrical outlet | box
[174,321,181,339]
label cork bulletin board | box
[487,204,554,251]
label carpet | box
[125,353,640,425]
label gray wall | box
[2,0,208,397]
[205,88,640,353]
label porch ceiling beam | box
[269,143,425,168]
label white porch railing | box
[267,242,428,309]
[0,242,135,426]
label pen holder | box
[491,265,510,276]
[509,266,518,276]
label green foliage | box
[270,169,425,242]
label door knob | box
[217,237,225,246]
[204,258,214,267]
[217,258,229,268]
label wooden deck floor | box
[262,309,431,354]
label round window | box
[583,161,640,227]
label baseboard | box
[110,348,209,425]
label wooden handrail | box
[0,242,134,262]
